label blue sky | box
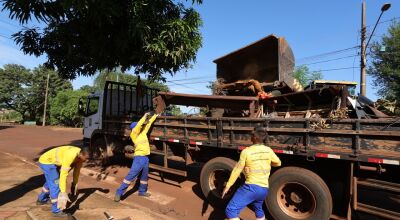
[0,0,399,100]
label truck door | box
[83,95,102,139]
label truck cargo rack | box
[353,178,400,220]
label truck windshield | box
[86,97,99,116]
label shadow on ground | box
[0,174,44,206]
[0,124,14,130]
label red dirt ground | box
[0,124,256,220]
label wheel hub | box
[277,182,316,219]
[290,192,302,204]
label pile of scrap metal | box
[154,35,389,119]
[374,99,400,116]
[154,83,389,119]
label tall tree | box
[292,65,323,87]
[0,64,72,122]
[0,64,30,120]
[368,21,400,102]
[1,0,203,80]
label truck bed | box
[148,116,400,163]
[103,115,400,164]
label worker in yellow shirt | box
[115,112,158,201]
[37,146,89,217]
[222,127,281,220]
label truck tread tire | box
[200,157,237,207]
[266,166,332,220]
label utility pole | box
[360,0,367,96]
[359,1,391,96]
[42,73,50,126]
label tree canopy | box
[1,0,203,80]
[368,21,400,102]
[0,64,72,122]
[292,65,323,87]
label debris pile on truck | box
[154,35,388,120]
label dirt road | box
[0,125,255,220]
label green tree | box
[49,89,88,127]
[2,0,203,81]
[0,64,72,122]
[292,65,323,87]
[165,105,182,116]
[0,64,29,120]
[93,70,169,91]
[79,85,97,93]
[368,21,400,102]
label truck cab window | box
[86,97,99,116]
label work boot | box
[36,199,50,205]
[53,211,70,218]
[138,192,151,197]
[114,194,121,202]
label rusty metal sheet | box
[213,35,298,91]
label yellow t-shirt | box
[226,144,281,188]
[130,114,158,156]
[39,146,82,193]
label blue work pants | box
[37,163,62,213]
[116,156,149,196]
[225,184,269,219]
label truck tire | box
[200,157,242,207]
[91,135,114,165]
[266,167,332,220]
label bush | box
[0,110,22,123]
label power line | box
[296,17,399,65]
[368,16,400,27]
[314,66,360,72]
[167,81,211,86]
[297,46,360,62]
[167,76,214,82]
[167,81,206,93]
[352,29,361,82]
[297,54,359,66]
[0,33,12,39]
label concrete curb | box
[25,210,37,220]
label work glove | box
[57,192,71,210]
[70,183,78,197]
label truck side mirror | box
[78,99,85,116]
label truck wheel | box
[91,135,113,165]
[200,157,242,207]
[266,167,332,220]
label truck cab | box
[82,93,103,140]
[79,81,159,152]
